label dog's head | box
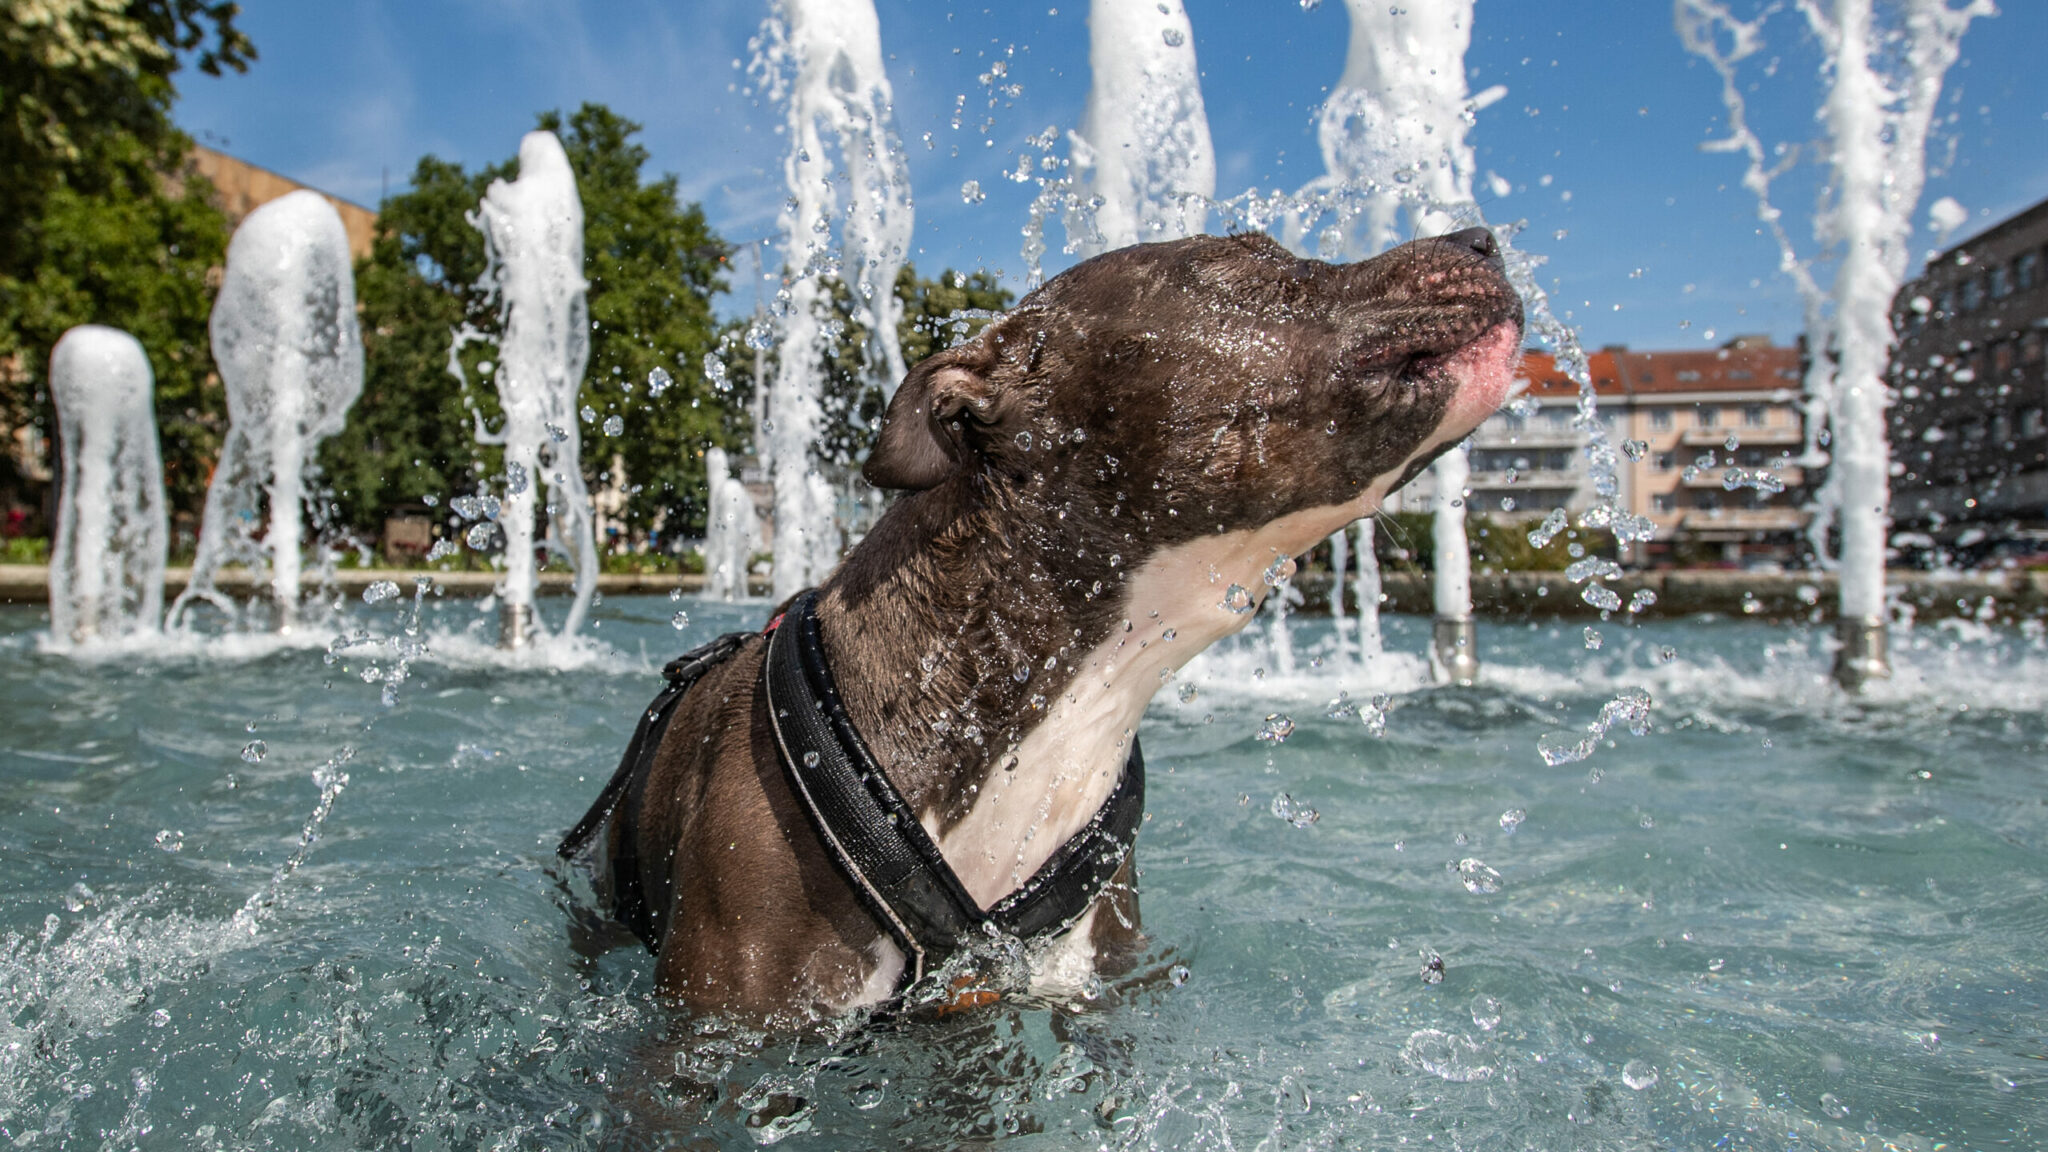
[866,230,1520,531]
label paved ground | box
[3,564,2040,622]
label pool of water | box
[2,591,2042,1149]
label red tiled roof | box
[1516,349,1624,398]
[1611,345,1802,394]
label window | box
[1729,370,1753,380]
[1652,493,1673,513]
[1962,275,1986,312]
[1694,490,1722,511]
[1676,369,1703,382]
[1651,409,1673,431]
[2023,332,2043,364]
[1938,289,1956,317]
[2022,408,2046,438]
[1654,451,1676,471]
[1545,408,1571,427]
[1743,404,1766,427]
[2019,251,2041,291]
[1995,342,2014,375]
[1991,265,2015,299]
[1697,406,1720,428]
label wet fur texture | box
[582,231,1522,1024]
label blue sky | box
[174,0,2048,352]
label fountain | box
[466,131,600,649]
[1676,0,1992,690]
[46,326,168,644]
[1305,0,1489,684]
[1067,0,1215,253]
[752,0,914,601]
[168,191,362,633]
[700,447,759,601]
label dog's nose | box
[1440,227,1499,260]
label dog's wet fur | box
[578,230,1523,1024]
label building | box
[186,146,378,260]
[1889,195,2048,555]
[1434,336,1811,566]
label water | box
[170,191,363,634]
[464,131,600,648]
[4,598,2040,1148]
[699,447,759,602]
[1069,0,1215,254]
[751,0,913,600]
[46,326,167,645]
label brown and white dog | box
[572,229,1521,1024]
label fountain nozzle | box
[500,602,537,650]
[1832,616,1891,693]
[1431,615,1479,687]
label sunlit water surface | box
[2,594,2042,1150]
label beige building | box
[1451,337,1811,566]
[186,146,378,259]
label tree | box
[0,0,253,528]
[320,104,733,548]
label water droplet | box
[1819,1092,1848,1119]
[602,414,624,437]
[1499,808,1526,833]
[1919,1031,1941,1052]
[1168,963,1191,987]
[1659,645,1678,663]
[464,522,496,549]
[1160,27,1185,47]
[1405,1027,1494,1083]
[1261,554,1295,587]
[154,829,184,853]
[1457,858,1502,895]
[546,422,569,443]
[1221,584,1254,614]
[647,366,674,396]
[1468,994,1502,1030]
[671,611,690,630]
[1583,626,1603,650]
[851,1084,885,1111]
[1255,714,1295,743]
[1324,691,1357,719]
[1014,430,1033,450]
[960,179,986,204]
[361,580,401,605]
[1627,588,1658,614]
[1708,957,1726,972]
[580,405,597,424]
[1160,628,1176,641]
[1622,438,1648,461]
[1269,793,1318,827]
[1418,953,1447,986]
[1623,1060,1659,1090]
[240,740,267,764]
[802,751,820,769]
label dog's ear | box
[863,359,1002,490]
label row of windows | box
[1648,489,1780,513]
[1904,248,2043,326]
[1645,404,1770,431]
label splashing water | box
[462,131,600,649]
[170,191,362,634]
[1538,687,1654,767]
[751,0,914,599]
[701,447,761,601]
[46,326,167,646]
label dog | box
[562,228,1522,1025]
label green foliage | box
[718,264,1013,468]
[0,0,250,525]
[1354,509,1615,574]
[2,536,49,564]
[320,104,733,545]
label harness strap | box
[558,629,753,948]
[764,591,1144,988]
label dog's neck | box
[818,472,1397,910]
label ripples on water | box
[1,596,2041,1148]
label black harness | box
[559,591,1145,992]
